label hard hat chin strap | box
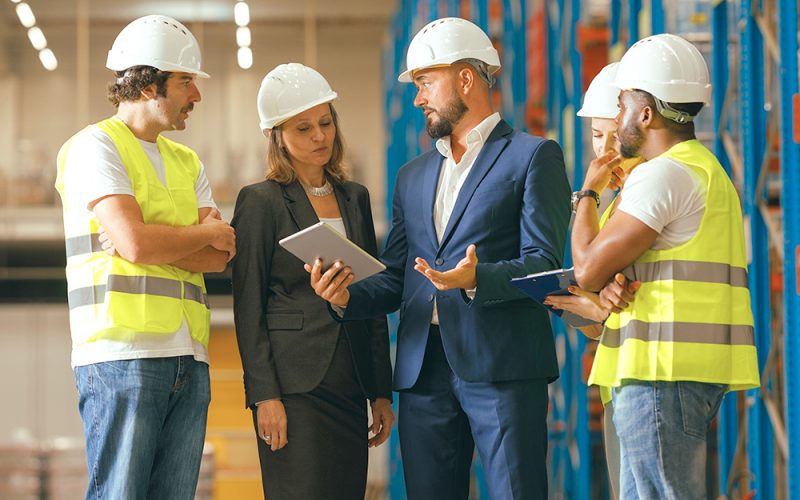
[654,97,694,124]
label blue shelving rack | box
[738,1,775,495]
[777,0,799,497]
[709,1,741,494]
[383,1,798,498]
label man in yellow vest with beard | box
[571,34,759,499]
[54,15,235,499]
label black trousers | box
[253,332,368,499]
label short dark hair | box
[630,89,703,135]
[107,66,170,107]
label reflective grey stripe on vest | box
[68,285,106,310]
[65,233,102,258]
[631,260,748,288]
[601,320,755,348]
[184,282,210,309]
[68,275,208,309]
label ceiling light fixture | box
[12,1,58,71]
[236,26,251,47]
[237,47,253,70]
[27,26,47,50]
[234,1,249,27]
[38,48,57,71]
[15,2,36,28]
[234,1,253,69]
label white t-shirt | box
[319,217,346,236]
[616,156,707,250]
[63,125,216,367]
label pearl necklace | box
[302,179,334,197]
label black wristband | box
[571,189,600,212]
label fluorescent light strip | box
[234,2,252,69]
[13,1,58,71]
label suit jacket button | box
[428,294,434,302]
[435,258,444,266]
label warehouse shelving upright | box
[776,0,799,496]
[383,1,799,498]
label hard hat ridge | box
[398,17,501,83]
[577,63,620,119]
[106,15,209,78]
[257,63,338,131]
[613,33,711,123]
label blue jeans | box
[612,380,725,500]
[74,356,210,500]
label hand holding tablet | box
[279,222,386,283]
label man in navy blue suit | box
[308,17,571,499]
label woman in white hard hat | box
[230,63,394,499]
[544,62,641,500]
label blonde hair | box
[265,104,349,184]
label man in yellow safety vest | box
[571,33,760,498]
[54,15,234,499]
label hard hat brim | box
[260,92,338,131]
[106,57,210,79]
[397,62,500,83]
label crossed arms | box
[91,194,235,272]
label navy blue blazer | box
[342,120,571,390]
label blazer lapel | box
[421,151,444,249]
[333,182,359,243]
[438,120,513,251]
[282,180,319,230]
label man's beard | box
[618,120,644,159]
[425,94,469,139]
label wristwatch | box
[571,190,600,212]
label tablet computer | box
[278,221,386,283]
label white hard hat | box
[613,33,710,105]
[398,17,500,83]
[257,63,338,130]
[577,63,620,119]
[106,15,209,78]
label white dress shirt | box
[430,112,502,325]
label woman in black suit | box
[231,63,394,499]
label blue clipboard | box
[510,267,598,328]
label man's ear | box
[640,105,654,128]
[140,83,158,101]
[457,66,475,96]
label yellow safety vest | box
[55,117,211,347]
[588,140,759,392]
[597,200,617,406]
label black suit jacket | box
[231,178,392,408]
